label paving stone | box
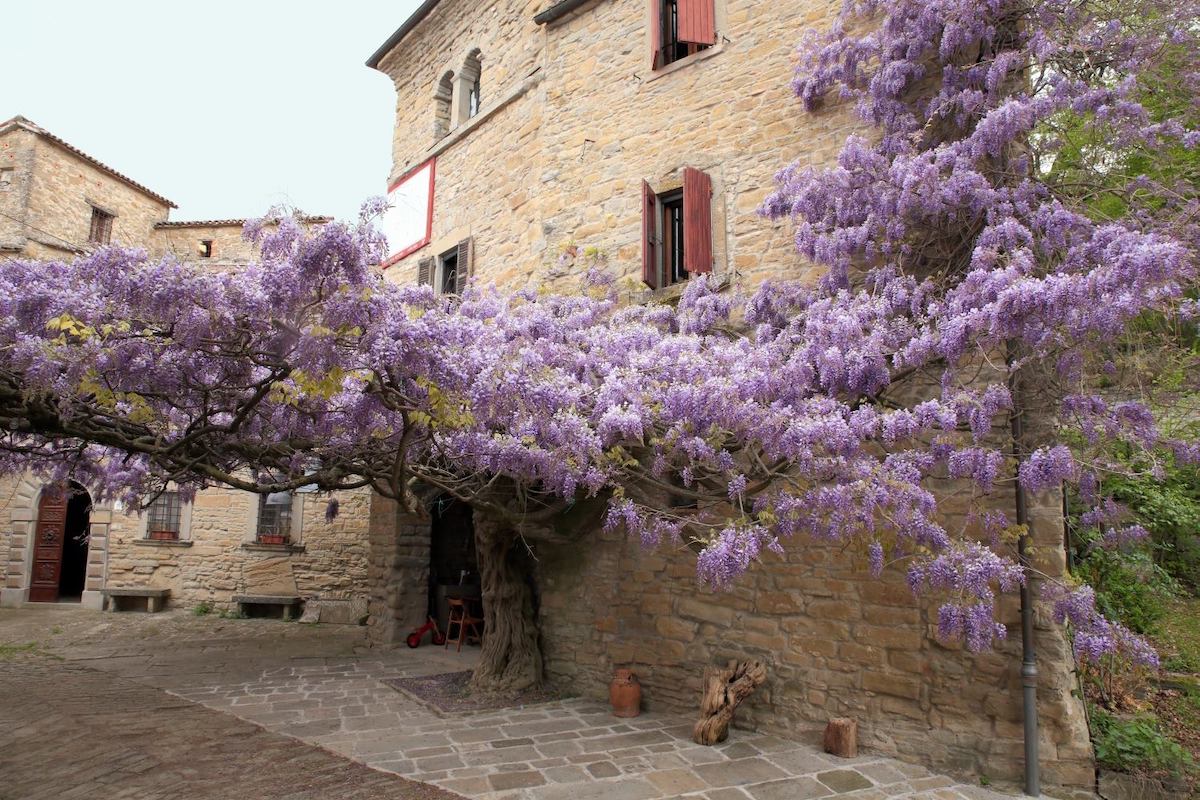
[646,767,709,794]
[817,769,874,793]
[694,757,790,787]
[488,770,546,790]
[745,777,830,800]
[492,737,536,748]
[586,760,621,778]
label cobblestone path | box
[0,607,1011,800]
[0,655,459,800]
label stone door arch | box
[1,476,110,609]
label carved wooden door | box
[29,490,67,602]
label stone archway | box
[1,476,110,609]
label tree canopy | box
[2,0,1198,676]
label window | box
[439,248,459,295]
[468,76,481,118]
[651,0,716,69]
[419,238,473,295]
[0,168,13,188]
[256,493,294,544]
[88,207,114,245]
[199,239,213,258]
[642,167,714,289]
[146,491,182,541]
[463,50,482,120]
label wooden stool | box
[445,597,483,652]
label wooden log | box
[823,717,858,758]
[692,659,767,745]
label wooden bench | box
[233,594,303,620]
[103,588,170,613]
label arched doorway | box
[29,483,91,603]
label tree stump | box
[692,659,767,745]
[823,717,857,758]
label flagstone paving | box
[0,606,1013,800]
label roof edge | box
[154,215,333,230]
[533,0,594,25]
[0,116,178,209]
[366,0,443,70]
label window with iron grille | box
[147,491,181,540]
[256,494,294,543]
[88,207,114,245]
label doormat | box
[384,670,564,715]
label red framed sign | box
[381,157,436,268]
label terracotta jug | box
[609,668,642,717]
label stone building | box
[364,1,1095,796]
[0,115,369,619]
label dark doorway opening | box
[428,496,479,634]
[58,486,90,600]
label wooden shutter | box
[677,0,716,46]
[417,257,434,286]
[683,167,713,275]
[454,238,473,295]
[649,0,663,69]
[642,180,660,289]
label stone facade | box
[366,1,1095,797]
[0,116,366,615]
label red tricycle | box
[406,616,446,648]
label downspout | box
[1008,345,1040,797]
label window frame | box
[141,490,193,542]
[88,206,114,245]
[199,239,214,259]
[642,169,714,289]
[250,492,303,546]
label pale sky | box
[1,1,421,222]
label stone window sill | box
[134,539,193,548]
[644,43,725,83]
[645,272,732,304]
[241,543,306,554]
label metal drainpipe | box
[1009,356,1040,797]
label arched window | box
[433,70,455,139]
[462,50,482,120]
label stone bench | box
[233,594,303,620]
[103,588,170,613]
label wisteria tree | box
[1,0,1198,704]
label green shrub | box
[1091,707,1195,777]
[192,601,213,616]
[1074,546,1178,634]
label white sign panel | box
[381,159,435,266]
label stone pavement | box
[0,657,458,800]
[0,607,1015,800]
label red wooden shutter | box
[677,0,716,46]
[683,167,713,275]
[649,0,663,69]
[642,181,660,289]
[417,257,434,286]
[454,238,473,295]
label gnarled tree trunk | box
[693,660,767,745]
[468,512,544,695]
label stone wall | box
[0,127,37,252]
[24,135,171,258]
[376,0,856,293]
[532,487,1093,797]
[104,487,372,611]
[149,223,258,267]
